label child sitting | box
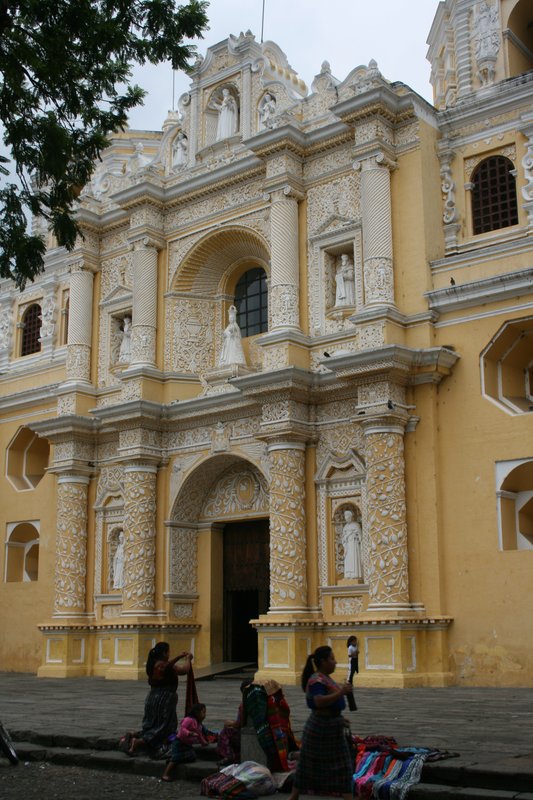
[162,703,216,782]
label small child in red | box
[162,703,216,781]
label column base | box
[253,615,453,687]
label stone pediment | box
[100,284,132,308]
[315,214,354,236]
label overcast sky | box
[127,0,442,131]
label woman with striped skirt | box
[288,646,354,800]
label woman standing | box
[129,642,192,755]
[347,635,359,685]
[288,646,354,800]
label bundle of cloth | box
[353,735,458,800]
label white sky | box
[127,0,442,131]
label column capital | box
[353,150,397,172]
[263,182,305,203]
[128,233,165,252]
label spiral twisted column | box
[66,261,94,383]
[362,417,411,612]
[267,441,308,612]
[131,238,158,367]
[53,475,90,616]
[453,6,473,99]
[356,155,395,307]
[269,189,301,331]
[122,464,157,615]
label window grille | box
[472,156,518,235]
[234,268,268,337]
[20,304,42,356]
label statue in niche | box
[112,532,125,590]
[259,93,276,130]
[172,131,188,169]
[127,142,150,174]
[0,311,10,350]
[219,305,246,366]
[334,253,355,307]
[118,316,132,364]
[212,88,238,141]
[342,510,362,580]
[40,296,56,338]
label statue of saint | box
[342,510,362,580]
[212,88,238,141]
[172,132,187,169]
[259,93,276,130]
[219,305,246,366]
[335,254,355,307]
[0,310,10,350]
[118,316,132,364]
[112,532,125,590]
[127,142,150,174]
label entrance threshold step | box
[195,662,256,681]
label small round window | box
[234,268,268,337]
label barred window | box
[20,304,42,356]
[472,156,518,235]
[234,268,268,337]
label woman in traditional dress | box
[288,646,354,800]
[128,642,192,755]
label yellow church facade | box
[1,0,532,687]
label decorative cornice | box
[426,267,533,315]
[318,345,459,386]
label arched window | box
[234,268,268,337]
[472,156,518,235]
[5,522,40,582]
[20,303,42,356]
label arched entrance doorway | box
[223,518,269,662]
[169,454,270,667]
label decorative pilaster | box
[130,238,159,368]
[519,113,533,231]
[54,475,90,616]
[122,463,157,615]
[269,188,301,331]
[453,5,474,98]
[362,416,410,612]
[0,302,12,370]
[267,441,308,612]
[355,154,396,306]
[66,260,94,383]
[439,149,461,253]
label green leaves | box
[0,0,209,287]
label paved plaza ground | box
[0,672,532,797]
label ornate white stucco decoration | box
[201,463,269,521]
[169,526,198,594]
[333,596,363,616]
[474,2,500,86]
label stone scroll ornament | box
[122,468,157,613]
[364,431,409,607]
[54,479,88,613]
[268,447,307,609]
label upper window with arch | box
[234,267,268,337]
[506,0,533,78]
[5,521,40,582]
[471,156,518,235]
[20,303,42,356]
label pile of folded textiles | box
[353,735,458,800]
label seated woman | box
[162,703,216,781]
[129,642,192,756]
[216,679,252,766]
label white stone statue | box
[118,316,132,364]
[112,532,125,590]
[259,93,277,130]
[335,254,356,307]
[39,296,56,338]
[172,132,188,169]
[342,510,362,580]
[212,88,238,141]
[127,142,150,174]
[219,305,246,366]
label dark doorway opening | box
[223,519,269,663]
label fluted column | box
[131,238,158,368]
[453,5,473,99]
[269,188,301,331]
[66,261,94,383]
[122,463,157,615]
[267,441,308,612]
[54,475,90,616]
[357,155,395,307]
[362,417,411,612]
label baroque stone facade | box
[1,2,533,688]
